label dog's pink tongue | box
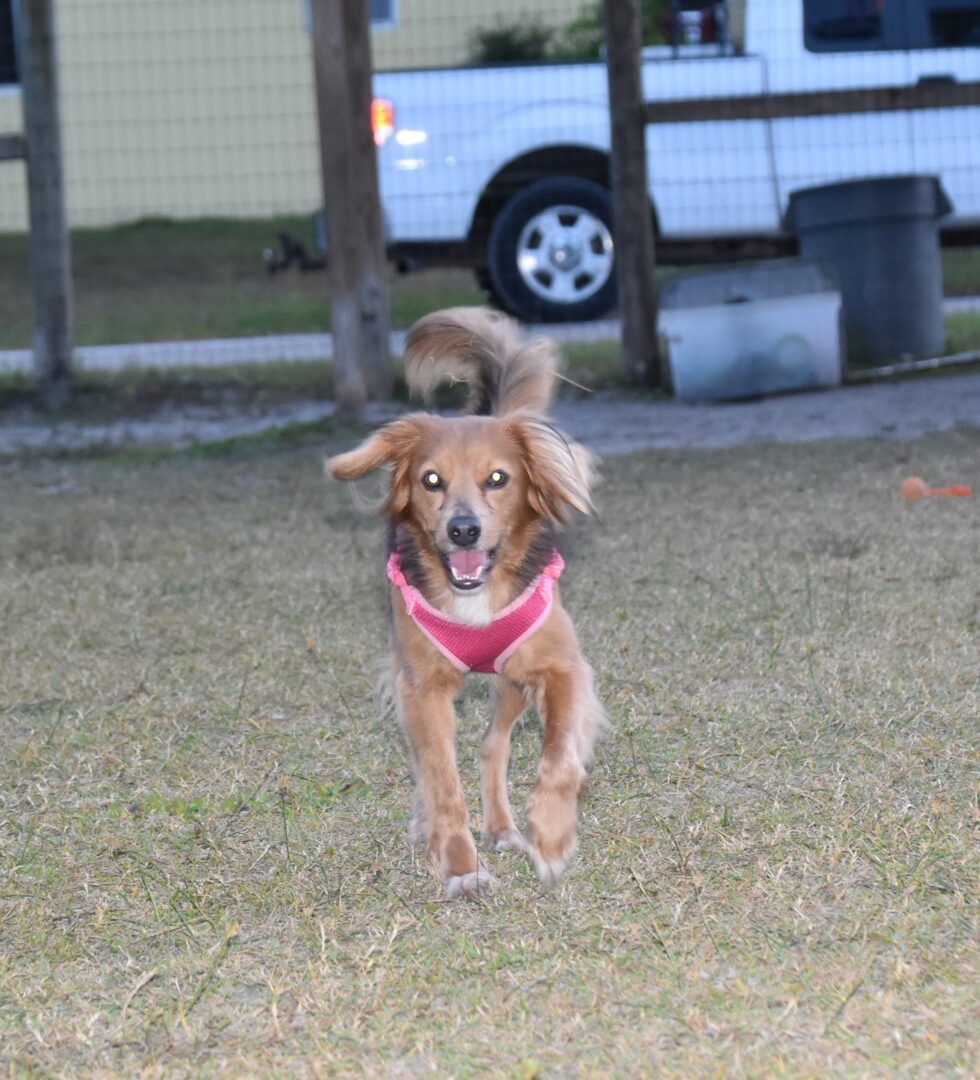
[449,550,487,577]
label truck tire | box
[487,178,617,323]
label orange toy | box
[900,475,973,500]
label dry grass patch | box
[0,428,977,1076]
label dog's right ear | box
[327,416,424,479]
[327,416,427,515]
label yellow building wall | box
[0,1,319,231]
[0,0,585,232]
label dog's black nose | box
[448,514,481,547]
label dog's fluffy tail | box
[404,307,558,417]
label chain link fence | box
[1,0,979,370]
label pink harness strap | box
[386,550,564,674]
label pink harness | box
[386,550,564,674]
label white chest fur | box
[452,589,493,627]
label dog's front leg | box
[396,671,497,899]
[526,664,597,885]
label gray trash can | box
[786,176,952,365]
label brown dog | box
[328,308,604,898]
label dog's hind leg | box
[396,671,497,900]
[480,677,529,854]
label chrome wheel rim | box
[515,204,614,306]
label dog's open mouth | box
[442,547,497,590]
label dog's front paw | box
[444,866,498,901]
[526,764,582,885]
[483,827,528,854]
[526,832,577,886]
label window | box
[920,1,980,47]
[804,0,980,51]
[804,0,896,51]
[303,0,397,32]
[369,0,397,28]
[0,0,17,86]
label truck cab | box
[370,0,980,322]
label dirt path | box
[552,370,980,453]
[2,370,978,458]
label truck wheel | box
[487,178,616,323]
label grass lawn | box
[1,425,977,1075]
[0,217,485,350]
[2,216,980,350]
[944,311,980,355]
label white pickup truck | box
[369,0,980,322]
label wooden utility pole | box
[603,0,659,384]
[16,0,74,408]
[309,0,391,412]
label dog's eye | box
[486,469,508,489]
[422,471,443,490]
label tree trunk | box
[17,0,74,408]
[310,0,392,413]
[603,0,660,384]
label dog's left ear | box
[508,416,597,523]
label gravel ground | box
[553,370,980,453]
[3,298,979,457]
[1,369,978,458]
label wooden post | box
[309,0,391,412]
[603,0,659,384]
[16,0,74,408]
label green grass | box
[937,244,980,296]
[2,216,980,350]
[0,216,486,349]
[944,311,980,355]
[1,429,977,1075]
